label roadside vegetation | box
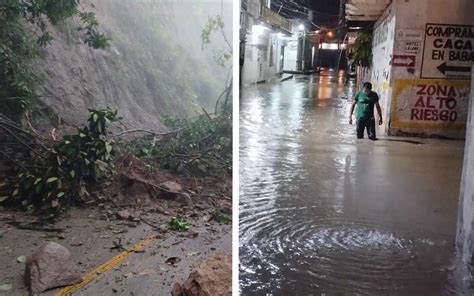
[350,29,373,67]
[0,0,110,122]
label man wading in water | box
[349,82,383,140]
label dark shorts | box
[356,117,376,140]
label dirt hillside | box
[31,0,232,132]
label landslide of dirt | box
[0,1,233,292]
[91,154,231,213]
[31,0,232,132]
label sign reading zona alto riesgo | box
[391,79,471,131]
[421,24,474,79]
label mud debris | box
[116,210,131,220]
[172,253,231,296]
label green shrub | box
[2,108,118,215]
[169,216,190,232]
[131,112,231,177]
[352,30,373,67]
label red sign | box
[392,55,416,67]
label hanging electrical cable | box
[269,0,345,33]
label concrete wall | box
[371,0,474,138]
[282,33,318,73]
[456,66,474,279]
[371,2,395,134]
[242,16,266,84]
[283,37,298,72]
[267,33,284,77]
[242,19,286,85]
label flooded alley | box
[239,71,470,295]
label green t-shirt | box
[355,91,379,119]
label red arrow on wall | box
[392,55,415,67]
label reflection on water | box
[239,71,469,295]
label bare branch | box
[110,128,182,138]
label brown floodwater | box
[239,70,471,295]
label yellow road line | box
[54,234,157,296]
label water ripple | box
[239,74,470,295]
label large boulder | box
[175,193,193,206]
[160,181,183,199]
[172,253,231,296]
[116,209,131,220]
[217,200,232,215]
[161,180,182,192]
[24,242,82,294]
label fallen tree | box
[0,104,232,217]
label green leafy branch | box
[201,15,232,67]
[129,112,231,177]
[1,108,118,215]
[351,30,373,68]
[201,15,225,49]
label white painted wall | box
[391,0,473,80]
[371,2,395,134]
[371,0,474,138]
[242,23,286,85]
[456,66,474,282]
[283,37,298,72]
[266,33,284,78]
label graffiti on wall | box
[374,18,389,46]
[390,79,471,129]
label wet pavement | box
[239,71,470,295]
[0,208,231,295]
